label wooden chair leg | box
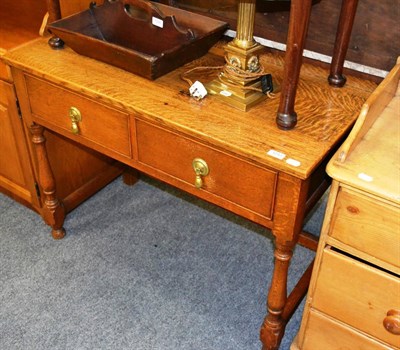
[46,0,64,49]
[328,0,359,87]
[46,0,61,23]
[276,0,313,130]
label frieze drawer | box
[312,248,400,348]
[329,187,400,268]
[25,75,132,158]
[136,119,277,222]
[300,309,393,350]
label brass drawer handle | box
[192,158,209,189]
[383,309,400,335]
[69,106,82,135]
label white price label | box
[152,17,164,28]
[220,90,232,97]
[358,173,373,182]
[286,158,301,167]
[267,149,286,160]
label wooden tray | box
[48,0,228,79]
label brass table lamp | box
[207,0,263,111]
[207,0,289,111]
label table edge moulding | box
[291,58,400,349]
[1,1,379,350]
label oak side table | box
[2,38,376,349]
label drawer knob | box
[192,158,209,189]
[69,106,82,135]
[383,309,400,335]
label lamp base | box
[207,78,266,112]
[206,34,267,112]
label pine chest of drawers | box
[292,59,400,349]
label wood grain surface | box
[3,38,376,179]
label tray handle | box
[122,0,165,20]
[122,0,195,39]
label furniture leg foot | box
[260,241,294,350]
[328,0,359,87]
[42,194,66,239]
[260,316,285,350]
[122,168,140,186]
[328,73,347,87]
[48,36,65,50]
[52,227,66,240]
[276,112,297,130]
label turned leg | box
[328,0,359,87]
[260,174,309,349]
[276,0,312,130]
[261,241,295,349]
[46,0,64,49]
[31,124,66,239]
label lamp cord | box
[180,56,276,98]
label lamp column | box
[207,0,265,111]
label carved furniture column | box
[260,173,310,349]
[30,124,66,239]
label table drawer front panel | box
[313,248,400,347]
[25,75,131,157]
[301,310,393,350]
[136,120,276,219]
[329,187,400,268]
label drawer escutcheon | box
[69,106,82,135]
[192,158,209,189]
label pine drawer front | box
[313,248,400,348]
[25,75,131,158]
[329,187,400,268]
[136,120,277,221]
[301,310,393,350]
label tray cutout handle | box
[122,0,195,40]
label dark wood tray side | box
[48,0,228,79]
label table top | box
[3,38,377,179]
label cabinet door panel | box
[0,79,36,205]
